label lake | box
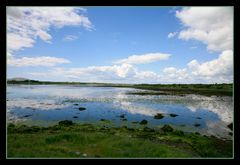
[7,85,233,140]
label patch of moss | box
[161,125,173,133]
[58,120,73,126]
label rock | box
[58,120,73,126]
[195,132,200,135]
[119,114,125,118]
[139,119,148,125]
[82,153,87,157]
[23,114,32,118]
[121,118,127,121]
[196,117,202,119]
[74,103,79,106]
[75,151,81,155]
[78,107,86,111]
[161,125,173,132]
[169,114,178,117]
[229,132,233,136]
[227,123,233,130]
[193,123,201,127]
[73,116,78,118]
[154,113,164,119]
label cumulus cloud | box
[114,53,171,65]
[187,50,233,81]
[134,71,159,80]
[176,7,233,52]
[36,30,52,43]
[30,64,136,80]
[63,35,79,41]
[8,56,70,67]
[162,67,189,82]
[7,7,93,53]
[167,32,177,38]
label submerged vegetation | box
[7,121,232,158]
[7,79,232,96]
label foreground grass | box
[7,122,232,158]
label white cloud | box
[187,50,233,81]
[7,33,35,51]
[36,30,52,43]
[163,67,177,74]
[167,32,177,38]
[8,56,70,67]
[114,53,171,65]
[134,71,159,80]
[176,7,233,52]
[63,35,79,41]
[7,7,93,53]
[162,67,189,82]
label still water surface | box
[7,85,233,139]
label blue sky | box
[7,7,233,83]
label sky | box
[7,7,233,84]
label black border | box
[3,0,236,6]
[1,0,239,161]
[1,5,6,161]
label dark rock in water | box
[194,123,201,127]
[74,103,79,106]
[227,123,233,130]
[161,125,173,132]
[73,116,78,118]
[78,107,86,111]
[58,120,73,126]
[119,114,125,118]
[23,115,32,118]
[169,114,178,117]
[140,119,148,125]
[121,118,127,121]
[196,117,202,119]
[229,132,233,136]
[154,113,164,119]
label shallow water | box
[7,85,233,139]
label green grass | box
[7,123,232,158]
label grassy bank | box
[7,121,232,158]
[7,80,232,96]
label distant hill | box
[8,77,30,81]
